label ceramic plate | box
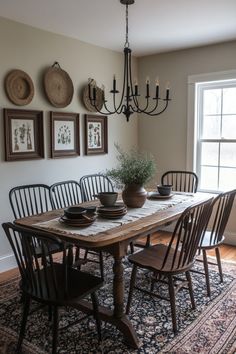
[59,215,96,227]
[148,192,174,200]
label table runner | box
[33,193,193,237]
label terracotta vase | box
[122,183,147,208]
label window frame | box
[187,70,236,193]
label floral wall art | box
[84,114,108,155]
[50,112,80,158]
[4,109,44,161]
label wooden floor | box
[0,231,235,283]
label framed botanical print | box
[85,114,108,155]
[50,112,80,158]
[4,109,44,161]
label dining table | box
[14,191,213,349]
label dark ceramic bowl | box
[95,192,118,207]
[157,184,172,196]
[64,206,87,219]
[84,206,97,215]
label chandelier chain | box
[125,4,129,47]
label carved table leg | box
[113,254,125,318]
[111,249,140,348]
[75,243,140,349]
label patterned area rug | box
[0,255,236,354]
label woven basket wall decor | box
[83,79,104,112]
[43,62,74,108]
[5,69,34,106]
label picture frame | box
[85,114,108,155]
[4,109,44,161]
[50,111,80,158]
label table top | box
[15,192,213,248]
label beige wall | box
[0,17,138,265]
[138,40,236,243]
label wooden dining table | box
[15,192,212,349]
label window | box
[196,80,236,192]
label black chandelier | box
[88,0,171,122]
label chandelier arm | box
[112,91,123,113]
[113,48,128,114]
[144,100,169,116]
[139,98,158,113]
[89,94,114,114]
[127,47,139,111]
[90,103,113,115]
[127,51,150,113]
[136,97,151,113]
[101,100,117,114]
[101,95,124,115]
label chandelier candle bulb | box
[89,83,92,100]
[113,75,116,92]
[155,79,159,99]
[93,85,96,101]
[134,81,138,96]
[166,89,170,100]
[146,77,150,98]
[165,81,170,100]
[102,85,105,100]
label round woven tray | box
[5,69,34,106]
[44,65,74,108]
[83,84,104,112]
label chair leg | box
[48,305,53,321]
[16,295,30,353]
[84,249,89,260]
[67,246,74,267]
[168,275,177,334]
[202,249,211,297]
[91,292,102,342]
[75,247,82,270]
[129,242,134,254]
[19,291,25,304]
[126,265,137,315]
[186,271,195,309]
[52,306,59,354]
[99,251,104,280]
[145,234,152,248]
[215,247,223,283]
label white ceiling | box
[1,0,236,57]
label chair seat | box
[199,231,224,249]
[35,242,63,257]
[24,263,103,304]
[128,244,192,274]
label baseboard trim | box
[0,253,16,273]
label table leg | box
[76,244,140,348]
[111,250,140,348]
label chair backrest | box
[200,189,236,247]
[2,222,68,301]
[80,174,114,202]
[161,170,198,193]
[9,184,53,219]
[50,180,83,209]
[160,198,213,272]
